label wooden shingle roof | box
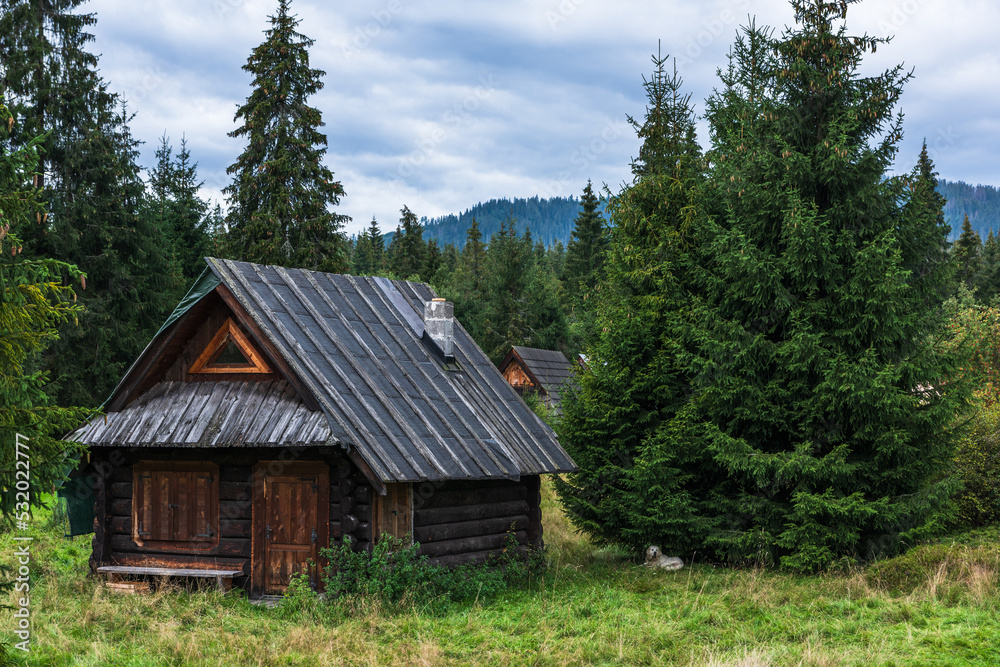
[70,259,576,488]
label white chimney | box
[424,298,455,360]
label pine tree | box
[148,134,211,288]
[562,180,607,299]
[222,0,348,272]
[0,101,88,518]
[386,205,425,280]
[954,214,983,290]
[556,49,708,555]
[691,1,967,569]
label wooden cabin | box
[67,258,576,596]
[498,346,575,414]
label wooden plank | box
[111,498,131,517]
[171,378,221,444]
[414,500,530,527]
[219,481,250,502]
[221,465,252,483]
[425,549,496,569]
[98,565,242,578]
[214,283,320,411]
[414,516,528,544]
[111,552,250,575]
[214,380,273,446]
[110,481,132,499]
[112,516,131,535]
[220,500,252,521]
[220,519,251,539]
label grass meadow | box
[3,480,1000,666]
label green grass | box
[3,486,1000,666]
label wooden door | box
[374,483,412,542]
[254,462,328,595]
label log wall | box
[413,476,542,567]
[90,446,546,585]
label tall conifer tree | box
[954,214,983,290]
[562,180,607,299]
[557,49,708,553]
[1,0,180,406]
[693,1,968,569]
[386,205,426,280]
[560,1,969,570]
[223,0,348,272]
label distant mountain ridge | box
[420,195,602,248]
[416,180,999,249]
[939,179,1000,241]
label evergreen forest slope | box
[940,179,1000,240]
[420,181,997,249]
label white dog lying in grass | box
[645,545,684,571]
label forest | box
[4,0,1000,662]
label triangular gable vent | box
[189,317,272,374]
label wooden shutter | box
[133,462,219,550]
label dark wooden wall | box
[89,446,351,591]
[89,446,546,588]
[331,458,375,553]
[412,476,542,567]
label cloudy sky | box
[84,0,998,236]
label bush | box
[319,533,545,612]
[953,392,1000,528]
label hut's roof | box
[501,346,576,408]
[69,259,576,487]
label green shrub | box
[319,532,545,612]
[953,395,1000,529]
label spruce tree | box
[149,135,211,288]
[352,216,385,275]
[0,101,88,517]
[954,214,983,290]
[561,1,969,570]
[693,1,968,569]
[441,218,487,344]
[222,0,348,272]
[980,229,1000,303]
[562,180,607,299]
[557,49,708,554]
[386,205,425,280]
[1,0,181,406]
[45,102,181,406]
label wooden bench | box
[97,566,243,592]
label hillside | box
[420,195,603,248]
[940,179,1000,240]
[416,180,999,249]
